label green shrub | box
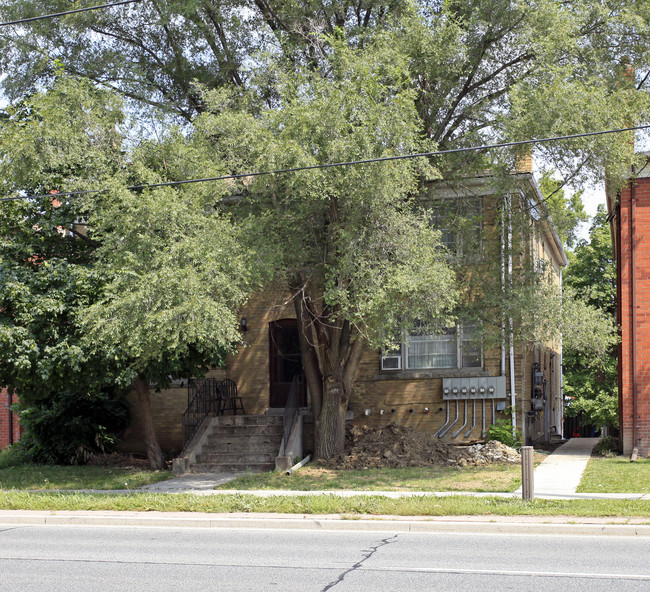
[593,435,621,456]
[17,389,129,465]
[486,418,522,449]
[0,442,32,469]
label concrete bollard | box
[521,445,534,501]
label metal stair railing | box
[182,378,243,445]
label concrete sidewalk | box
[81,437,648,500]
[515,437,600,497]
[8,437,648,501]
[2,438,649,533]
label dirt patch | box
[86,453,152,469]
[320,423,520,470]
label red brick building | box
[609,154,650,457]
[0,387,21,449]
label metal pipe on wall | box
[501,195,507,379]
[438,400,459,438]
[452,400,468,438]
[465,400,476,438]
[482,399,487,437]
[433,401,451,437]
[507,194,517,435]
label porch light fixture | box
[240,317,248,332]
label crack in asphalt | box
[321,534,399,591]
[0,526,27,535]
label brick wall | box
[123,283,559,454]
[616,170,650,456]
[116,288,294,456]
[119,186,566,454]
[0,387,22,449]
[117,385,190,456]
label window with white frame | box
[382,324,482,371]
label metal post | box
[521,445,534,501]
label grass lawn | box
[215,463,524,493]
[578,456,650,493]
[0,490,648,518]
[0,465,172,491]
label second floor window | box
[427,196,483,256]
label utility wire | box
[0,0,142,27]
[1,123,649,203]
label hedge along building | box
[119,165,568,461]
[608,152,650,458]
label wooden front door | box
[269,319,306,408]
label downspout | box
[8,391,14,446]
[630,178,639,457]
[507,194,517,436]
[501,196,507,379]
[558,268,564,440]
[615,200,624,447]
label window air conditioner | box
[381,354,402,370]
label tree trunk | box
[134,374,165,470]
[290,279,367,460]
[314,377,349,459]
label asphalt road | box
[1,523,649,591]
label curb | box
[2,511,650,536]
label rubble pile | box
[321,423,520,469]
[455,441,521,467]
[322,423,463,469]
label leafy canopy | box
[0,76,126,404]
[194,39,459,347]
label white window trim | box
[382,325,482,371]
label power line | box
[1,123,649,203]
[0,0,142,27]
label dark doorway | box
[269,319,306,408]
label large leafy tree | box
[538,173,589,250]
[81,138,262,468]
[194,42,458,459]
[1,0,649,457]
[0,77,260,468]
[0,76,129,461]
[1,1,648,154]
[563,205,618,432]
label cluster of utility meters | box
[442,376,506,400]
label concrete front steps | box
[174,414,284,474]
